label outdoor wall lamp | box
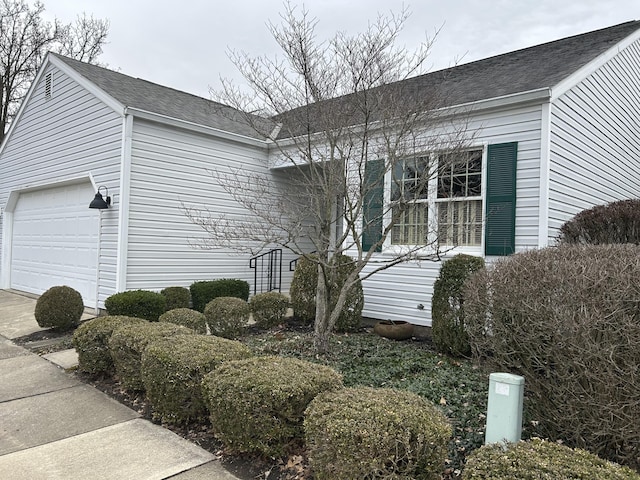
[89,186,111,209]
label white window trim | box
[381,143,488,257]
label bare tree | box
[185,4,472,353]
[0,0,109,140]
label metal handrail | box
[249,248,282,295]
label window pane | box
[438,200,482,246]
[391,203,428,245]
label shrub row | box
[103,279,251,319]
[73,316,452,478]
[465,244,640,470]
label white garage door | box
[11,182,99,307]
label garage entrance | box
[10,181,99,306]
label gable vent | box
[45,72,52,100]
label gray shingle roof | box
[51,53,270,140]
[275,20,640,138]
[52,20,640,141]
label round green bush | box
[203,297,250,339]
[559,198,640,245]
[108,322,194,391]
[463,439,640,480]
[431,254,485,357]
[190,279,250,312]
[465,244,640,469]
[104,290,167,321]
[202,355,343,456]
[159,308,207,334]
[34,285,84,330]
[72,315,147,375]
[160,286,191,310]
[290,254,364,332]
[249,292,290,328]
[141,335,253,425]
[305,387,451,480]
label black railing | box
[249,249,282,295]
[289,251,317,271]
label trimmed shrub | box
[160,286,191,310]
[305,387,451,480]
[290,256,317,324]
[464,439,640,480]
[108,322,194,391]
[559,198,640,245]
[431,254,485,357]
[159,308,207,334]
[34,285,84,331]
[203,297,250,339]
[104,290,167,321]
[189,279,250,312]
[72,315,147,375]
[289,254,364,332]
[202,355,342,456]
[249,291,290,328]
[141,335,253,425]
[465,245,640,469]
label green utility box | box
[484,372,525,444]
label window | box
[390,156,431,245]
[436,150,483,246]
[390,149,483,247]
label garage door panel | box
[11,183,99,306]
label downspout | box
[115,111,134,292]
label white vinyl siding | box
[548,39,640,241]
[359,103,543,326]
[0,64,122,307]
[126,119,297,293]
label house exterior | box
[1,21,639,325]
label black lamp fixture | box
[89,186,111,209]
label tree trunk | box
[313,268,332,354]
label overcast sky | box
[43,0,640,99]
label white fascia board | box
[48,54,126,115]
[124,107,268,148]
[444,88,551,116]
[551,28,640,101]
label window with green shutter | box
[485,142,518,256]
[362,159,384,252]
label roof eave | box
[440,87,552,117]
[124,107,269,148]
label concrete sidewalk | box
[0,290,240,480]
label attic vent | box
[45,73,52,100]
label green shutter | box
[485,142,517,256]
[362,159,384,252]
